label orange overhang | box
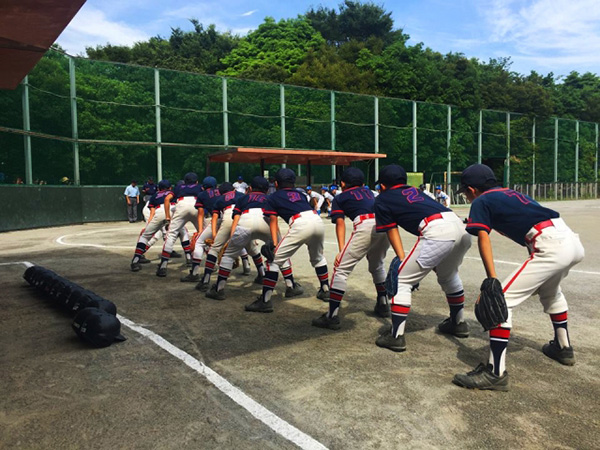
[208,148,386,166]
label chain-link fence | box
[0,49,598,193]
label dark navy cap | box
[275,168,296,184]
[72,307,126,348]
[341,167,364,187]
[158,179,171,190]
[202,176,217,188]
[458,164,498,193]
[251,176,269,192]
[184,172,198,184]
[378,164,407,187]
[219,182,234,193]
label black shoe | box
[180,273,201,282]
[170,250,183,258]
[542,340,575,366]
[411,283,420,292]
[452,363,509,391]
[374,298,390,318]
[316,288,330,301]
[438,317,470,338]
[205,285,226,301]
[312,313,341,330]
[245,297,274,313]
[253,274,264,285]
[130,262,141,272]
[138,255,151,264]
[195,281,210,292]
[285,282,304,298]
[375,333,406,352]
[156,267,167,277]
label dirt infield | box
[1,200,599,449]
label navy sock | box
[446,289,465,324]
[328,288,344,318]
[262,270,278,302]
[489,327,510,376]
[390,304,410,337]
[315,265,329,290]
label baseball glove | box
[261,242,276,263]
[384,256,402,298]
[475,277,509,331]
[204,238,214,246]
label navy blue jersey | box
[264,188,312,223]
[233,192,269,217]
[174,183,202,198]
[143,182,157,196]
[466,188,559,246]
[375,185,450,236]
[213,190,244,215]
[330,186,375,222]
[195,188,221,216]
[148,190,173,208]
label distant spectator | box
[124,180,140,223]
[142,176,157,203]
[60,176,72,185]
[267,177,276,195]
[233,175,248,194]
[15,177,24,185]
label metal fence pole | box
[22,75,32,184]
[154,69,162,180]
[575,120,579,199]
[280,84,286,170]
[478,110,482,164]
[447,105,451,190]
[331,91,336,181]
[506,112,511,186]
[222,78,229,182]
[374,96,379,182]
[554,118,558,200]
[596,123,598,197]
[69,57,80,185]
[532,117,536,199]
[412,101,417,172]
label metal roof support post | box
[22,75,32,184]
[575,120,579,199]
[374,96,379,182]
[154,68,162,181]
[506,112,511,187]
[595,123,598,198]
[331,91,336,181]
[412,101,417,172]
[280,84,286,169]
[222,78,229,182]
[69,57,80,185]
[554,118,558,200]
[532,117,536,199]
[478,110,483,164]
[447,105,451,191]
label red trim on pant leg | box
[489,327,511,339]
[502,254,535,293]
[331,230,355,287]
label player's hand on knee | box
[334,253,342,268]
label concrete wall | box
[0,186,133,232]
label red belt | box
[223,205,233,211]
[525,219,554,244]
[421,213,443,228]
[290,210,317,224]
[354,213,375,226]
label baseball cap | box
[330,184,338,191]
[250,176,269,192]
[237,175,243,180]
[436,185,442,190]
[306,185,312,191]
[275,168,296,184]
[184,172,198,184]
[72,307,126,348]
[219,181,234,193]
[202,176,217,188]
[378,164,407,187]
[341,167,364,187]
[320,186,328,191]
[158,179,171,190]
[457,164,498,194]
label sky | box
[56,0,600,78]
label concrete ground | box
[1,200,599,449]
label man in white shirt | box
[233,175,248,194]
[306,186,325,213]
[124,180,140,223]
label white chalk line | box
[116,315,327,450]
[56,227,136,249]
[2,260,327,450]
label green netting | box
[0,132,24,183]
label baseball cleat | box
[138,255,151,264]
[180,273,201,282]
[205,285,226,301]
[130,262,141,272]
[245,297,274,313]
[542,340,575,366]
[156,267,167,277]
[253,274,264,285]
[374,299,391,318]
[452,363,509,391]
[375,333,406,352]
[316,288,330,301]
[437,317,470,338]
[312,313,341,330]
[195,281,210,292]
[285,282,305,298]
[170,251,183,258]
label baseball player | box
[321,186,334,216]
[306,186,325,213]
[452,164,585,391]
[193,182,258,289]
[205,176,300,301]
[130,180,189,271]
[245,169,330,313]
[312,167,391,331]
[435,185,451,207]
[233,175,248,194]
[156,172,202,277]
[373,164,472,353]
[419,184,435,200]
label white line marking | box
[0,261,34,267]
[118,315,328,450]
[56,228,132,249]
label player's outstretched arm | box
[477,230,497,278]
[335,217,346,252]
[211,212,219,240]
[229,214,241,239]
[197,207,205,231]
[164,193,173,221]
[386,227,405,261]
[269,215,279,246]
[147,207,156,223]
